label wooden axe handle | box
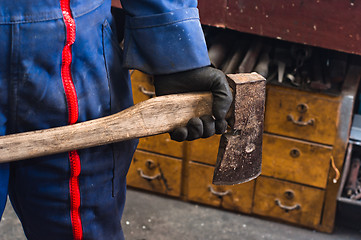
[0,93,212,163]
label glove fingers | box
[170,127,188,142]
[186,118,204,141]
[206,67,233,122]
[200,115,216,138]
[211,82,233,121]
[215,119,228,134]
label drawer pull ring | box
[208,185,231,197]
[138,169,160,180]
[287,115,314,126]
[275,199,301,212]
[296,103,308,113]
[290,148,300,158]
[330,156,340,183]
[139,85,156,98]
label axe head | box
[212,73,266,185]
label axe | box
[0,73,265,185]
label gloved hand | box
[153,66,233,141]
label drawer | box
[262,134,332,189]
[264,85,340,145]
[253,176,325,228]
[138,134,184,158]
[127,150,182,197]
[188,161,254,213]
[187,135,221,165]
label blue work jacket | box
[0,0,210,224]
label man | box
[0,0,232,239]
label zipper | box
[60,0,83,239]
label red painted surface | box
[199,0,361,55]
[60,0,83,239]
[198,0,227,28]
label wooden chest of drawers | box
[126,65,361,232]
[127,150,182,197]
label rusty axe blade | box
[212,73,265,185]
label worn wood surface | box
[131,71,184,158]
[127,150,182,197]
[199,0,361,56]
[198,0,227,28]
[264,85,340,145]
[188,161,254,213]
[0,92,212,163]
[262,133,332,189]
[318,63,361,232]
[138,134,184,159]
[253,176,325,228]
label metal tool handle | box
[208,185,231,197]
[137,169,160,180]
[287,115,314,126]
[275,199,301,212]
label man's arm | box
[120,0,210,75]
[120,0,232,141]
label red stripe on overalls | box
[60,1,83,239]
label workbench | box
[125,1,361,233]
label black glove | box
[153,66,232,141]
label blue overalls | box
[0,0,210,239]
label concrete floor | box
[1,189,360,240]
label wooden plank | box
[198,0,227,28]
[198,0,361,55]
[318,63,361,232]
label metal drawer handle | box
[208,185,231,197]
[275,199,301,212]
[139,85,156,98]
[287,114,314,126]
[137,169,160,180]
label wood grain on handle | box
[0,92,212,163]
